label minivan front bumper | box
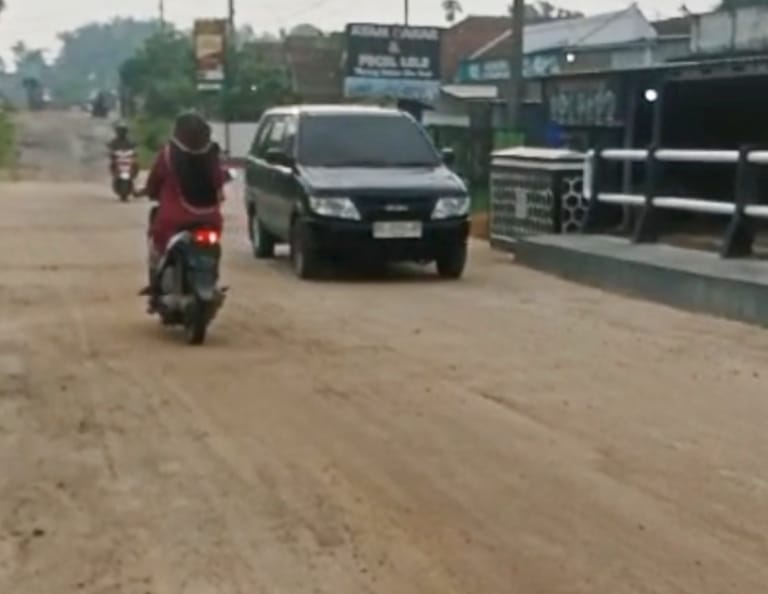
[305,217,470,262]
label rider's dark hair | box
[172,111,211,153]
[168,111,219,207]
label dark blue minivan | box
[244,105,470,279]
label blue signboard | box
[457,59,510,82]
[457,54,562,83]
[343,77,440,104]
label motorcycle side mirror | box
[441,147,456,166]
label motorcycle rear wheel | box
[114,179,133,202]
[184,298,209,345]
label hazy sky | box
[1,0,716,61]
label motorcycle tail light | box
[193,229,220,246]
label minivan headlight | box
[432,196,470,219]
[308,196,361,221]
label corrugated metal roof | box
[471,5,657,59]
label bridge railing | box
[583,146,768,257]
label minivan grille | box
[352,196,436,222]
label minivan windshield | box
[297,113,441,168]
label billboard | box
[343,23,442,105]
[194,19,228,91]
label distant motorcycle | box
[111,149,138,201]
[144,168,236,345]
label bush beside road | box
[131,115,171,169]
[0,108,16,170]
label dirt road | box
[1,112,767,594]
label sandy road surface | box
[13,110,113,180]
[1,112,768,594]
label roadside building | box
[533,6,768,153]
[245,27,343,105]
[501,6,768,246]
[440,16,510,83]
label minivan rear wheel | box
[249,210,275,259]
[290,219,321,280]
[436,242,467,279]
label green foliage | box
[121,30,296,122]
[0,108,15,169]
[222,41,297,121]
[471,185,490,214]
[51,19,159,104]
[442,0,463,23]
[12,43,49,81]
[525,1,584,21]
[131,114,172,168]
[121,31,197,118]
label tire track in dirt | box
[2,164,768,592]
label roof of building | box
[447,15,510,29]
[529,51,768,80]
[652,16,692,37]
[441,14,513,81]
[470,5,657,60]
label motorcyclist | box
[107,122,137,177]
[140,111,226,297]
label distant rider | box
[140,112,226,296]
[107,122,137,177]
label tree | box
[527,1,583,21]
[120,29,296,123]
[442,0,463,23]
[50,19,159,103]
[120,30,196,118]
[223,41,295,121]
[12,42,49,80]
[442,1,582,26]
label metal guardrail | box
[583,146,768,257]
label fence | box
[489,147,588,246]
[584,146,768,257]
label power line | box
[273,0,338,26]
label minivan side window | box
[281,116,298,155]
[266,118,286,151]
[250,116,275,159]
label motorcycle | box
[111,149,138,201]
[145,168,237,345]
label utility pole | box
[404,0,409,25]
[507,0,525,136]
[159,0,165,28]
[224,0,235,156]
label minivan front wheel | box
[436,242,468,279]
[249,210,275,259]
[290,219,321,280]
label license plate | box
[372,221,422,239]
[118,171,131,180]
